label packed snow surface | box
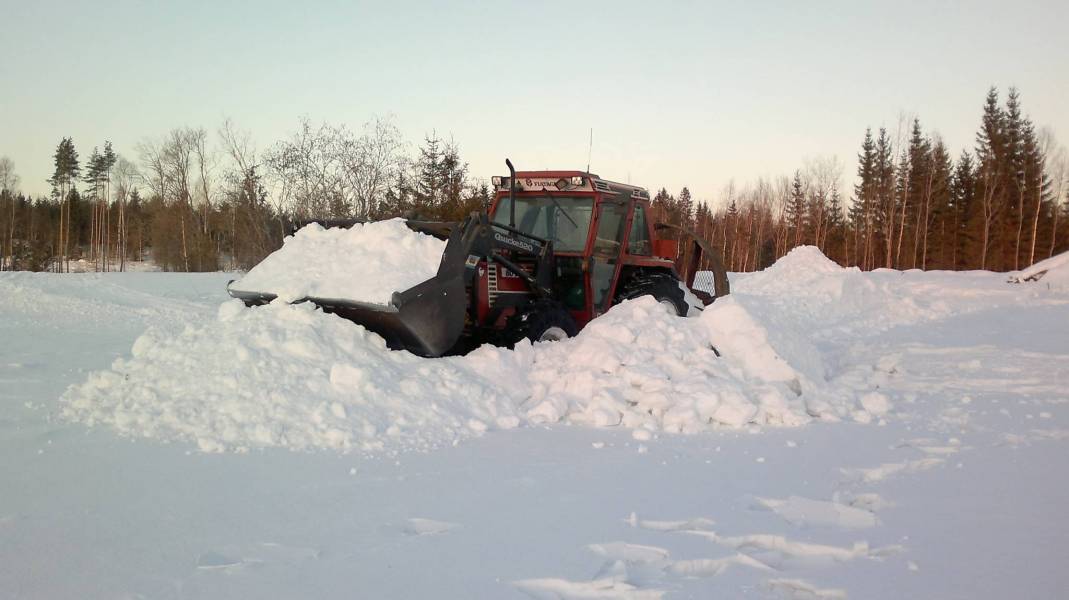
[229,218,446,304]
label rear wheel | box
[618,274,689,316]
[513,301,579,344]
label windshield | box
[492,195,593,252]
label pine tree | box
[951,151,977,268]
[874,128,895,268]
[974,87,1005,269]
[924,139,952,269]
[678,187,693,228]
[785,171,806,247]
[827,188,845,264]
[904,119,932,268]
[48,137,80,272]
[103,141,117,271]
[84,147,106,269]
[1004,88,1028,269]
[415,134,442,213]
[851,128,876,268]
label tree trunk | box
[180,209,190,272]
[1014,185,1024,270]
[1028,185,1041,267]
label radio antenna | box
[586,128,593,173]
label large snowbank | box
[62,292,854,453]
[1009,250,1069,290]
[229,219,446,304]
[714,245,1032,340]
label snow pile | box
[1009,250,1069,290]
[731,245,855,301]
[517,297,821,431]
[61,295,853,453]
[229,219,446,304]
[718,245,1046,340]
[62,299,522,453]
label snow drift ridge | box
[62,293,851,454]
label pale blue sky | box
[2,0,1067,203]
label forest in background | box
[1,86,1066,274]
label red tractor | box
[229,159,729,357]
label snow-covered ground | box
[2,250,1068,599]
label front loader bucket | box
[228,216,478,357]
[227,273,466,357]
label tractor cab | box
[486,170,681,329]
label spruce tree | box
[952,151,977,268]
[874,128,895,268]
[1004,88,1027,269]
[974,87,1005,269]
[925,139,953,269]
[678,187,693,228]
[416,134,442,213]
[905,119,932,268]
[851,128,876,268]
[785,171,806,247]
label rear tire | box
[618,274,689,316]
[515,301,578,344]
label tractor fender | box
[653,222,730,299]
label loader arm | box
[653,222,730,299]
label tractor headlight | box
[491,176,503,187]
[571,176,584,186]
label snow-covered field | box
[2,250,1068,599]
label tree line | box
[0,117,488,272]
[1,87,1066,274]
[651,87,1068,273]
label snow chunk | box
[404,518,459,536]
[755,495,878,529]
[859,391,892,417]
[229,219,446,304]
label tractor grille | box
[487,259,499,305]
[488,254,536,307]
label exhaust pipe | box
[506,158,516,229]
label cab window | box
[628,204,651,255]
[591,202,627,309]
